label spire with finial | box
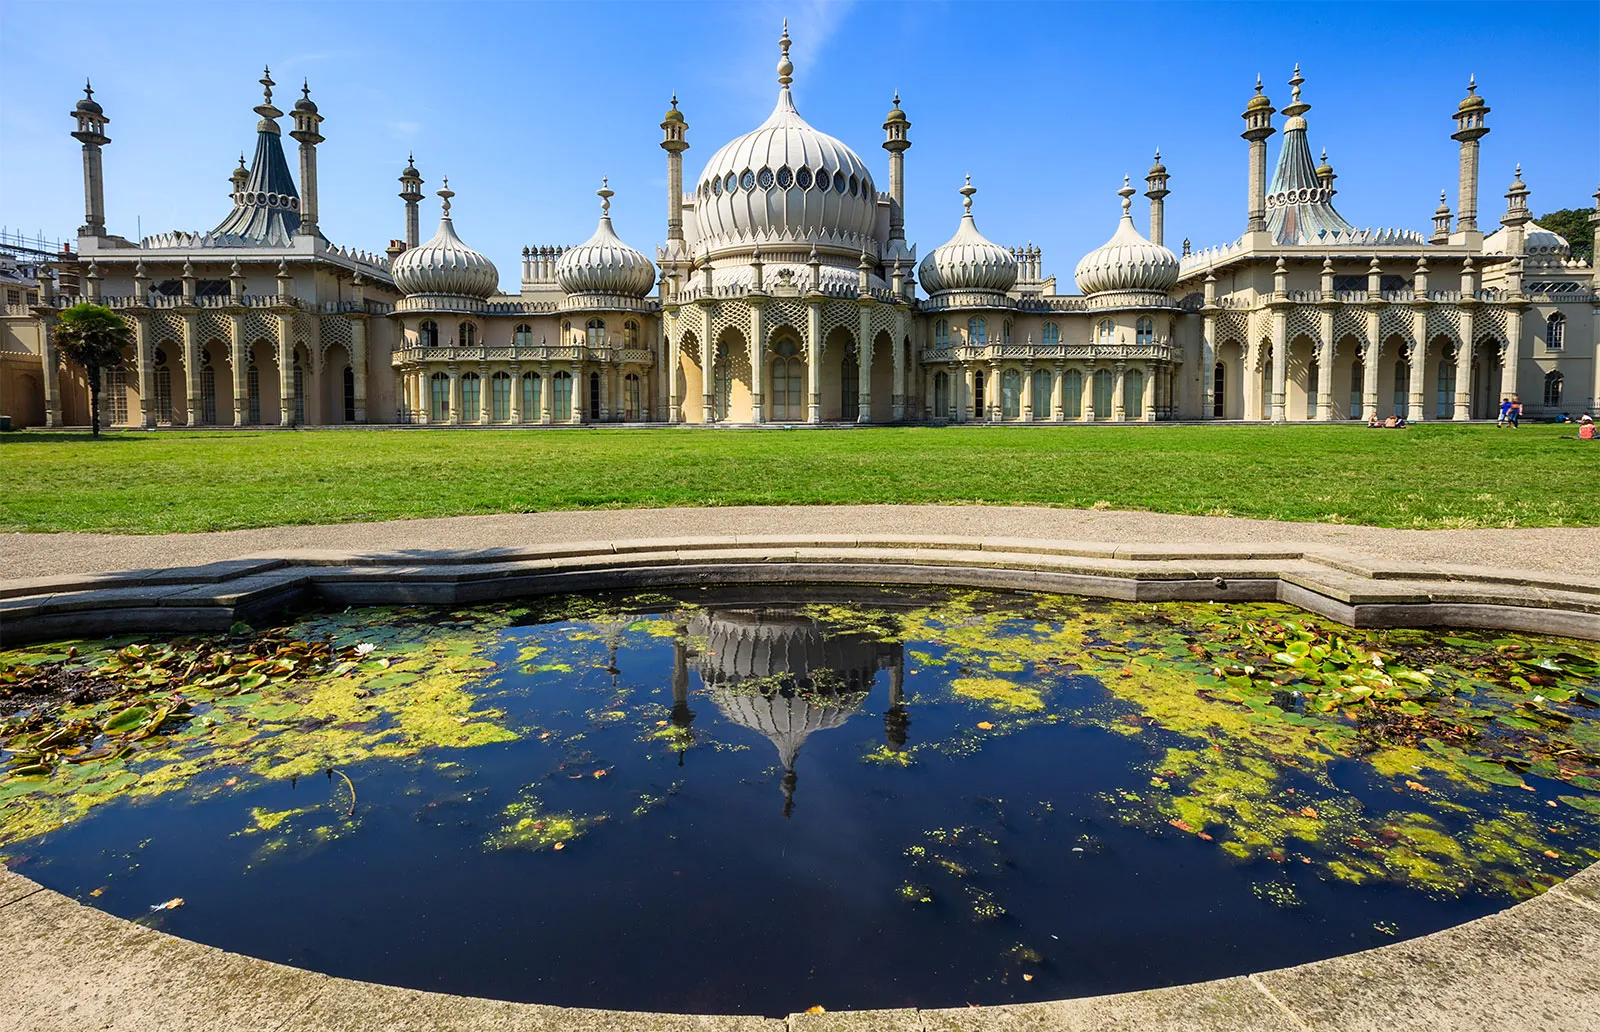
[777,19,793,88]
[260,66,274,105]
[960,173,976,214]
[438,176,453,217]
[1283,62,1310,122]
[253,65,282,130]
[83,79,93,100]
[597,176,613,217]
[1118,174,1135,216]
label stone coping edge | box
[2,536,1598,646]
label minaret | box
[289,80,324,239]
[1240,75,1276,235]
[1315,148,1337,197]
[882,90,911,248]
[660,93,689,253]
[1144,148,1170,247]
[230,153,248,202]
[1501,164,1531,255]
[1451,75,1490,236]
[70,80,111,237]
[398,154,423,248]
[1430,191,1453,245]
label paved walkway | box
[3,506,1596,581]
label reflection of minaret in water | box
[670,623,696,767]
[689,607,903,817]
[884,662,909,753]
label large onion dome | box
[555,180,655,297]
[692,24,878,255]
[1074,178,1179,296]
[390,180,499,299]
[918,176,1018,297]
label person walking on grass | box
[1510,396,1523,428]
[1497,397,1512,427]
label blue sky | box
[3,0,1595,291]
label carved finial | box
[1289,61,1303,101]
[1254,73,1263,95]
[597,176,613,217]
[777,20,793,87]
[1118,174,1135,215]
[301,78,311,101]
[670,91,679,110]
[438,176,453,216]
[260,66,274,103]
[1467,73,1477,95]
[83,79,94,100]
[960,173,976,214]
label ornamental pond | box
[2,586,1599,1015]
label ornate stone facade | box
[3,34,1596,429]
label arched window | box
[522,371,542,421]
[1001,369,1022,419]
[201,366,217,424]
[491,371,512,422]
[1062,368,1083,418]
[935,319,949,348]
[841,353,860,421]
[1349,360,1364,420]
[713,342,733,421]
[1213,362,1227,418]
[1097,320,1115,346]
[1136,317,1154,346]
[1041,322,1060,346]
[429,371,449,422]
[973,370,985,415]
[589,371,601,420]
[1544,370,1563,408]
[933,370,951,418]
[624,320,640,349]
[1546,313,1565,351]
[1031,369,1051,417]
[459,372,480,421]
[1002,320,1012,345]
[552,370,573,420]
[246,365,260,424]
[1092,368,1114,417]
[458,322,477,348]
[771,338,803,421]
[624,373,643,420]
[1435,358,1456,419]
[513,323,533,347]
[586,318,606,350]
[1124,367,1144,418]
[1393,358,1411,419]
[154,363,172,424]
[292,364,305,423]
[419,320,438,348]
[342,367,356,422]
[968,317,986,346]
[1307,361,1320,420]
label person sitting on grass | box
[1580,414,1596,440]
[1368,413,1382,428]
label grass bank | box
[0,424,1592,534]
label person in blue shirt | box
[1497,397,1512,428]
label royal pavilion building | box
[1,28,1595,429]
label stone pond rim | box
[1,534,1598,1029]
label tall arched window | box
[201,366,217,424]
[624,373,642,420]
[1544,370,1563,408]
[292,364,305,423]
[1097,320,1115,346]
[1545,313,1565,351]
[553,370,573,420]
[1002,320,1012,344]
[154,362,172,424]
[586,318,606,350]
[770,338,802,420]
[1349,360,1364,419]
[1435,358,1456,419]
[841,353,860,421]
[935,319,949,348]
[1124,367,1145,418]
[1213,362,1227,418]
[588,372,601,421]
[491,371,512,422]
[457,322,477,348]
[1136,317,1154,346]
[1092,368,1114,417]
[246,365,261,423]
[419,320,438,348]
[429,371,449,422]
[624,320,640,349]
[1001,369,1022,419]
[1031,369,1051,417]
[1041,322,1060,346]
[968,317,986,346]
[933,370,951,418]
[513,323,533,347]
[459,372,480,421]
[342,367,355,422]
[1062,369,1083,418]
[522,371,542,421]
[1393,358,1411,419]
[973,370,985,415]
[713,342,733,421]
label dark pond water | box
[3,586,1599,1015]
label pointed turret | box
[70,80,111,236]
[1145,148,1170,246]
[399,153,424,249]
[207,68,303,246]
[1241,74,1276,234]
[1263,65,1356,244]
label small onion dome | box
[400,154,420,180]
[1458,75,1487,112]
[1315,148,1334,179]
[1074,177,1180,296]
[390,179,499,299]
[663,93,685,124]
[885,89,907,124]
[1149,151,1167,176]
[75,81,103,115]
[555,180,656,297]
[293,80,317,114]
[1434,191,1451,217]
[917,176,1018,296]
[1246,75,1273,111]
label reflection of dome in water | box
[692,608,897,815]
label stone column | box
[1082,364,1096,422]
[1112,362,1127,421]
[350,319,368,423]
[447,368,461,425]
[664,315,680,424]
[1453,318,1473,421]
[806,301,823,423]
[230,314,247,425]
[132,313,153,428]
[750,304,765,424]
[1052,362,1066,421]
[1142,362,1157,421]
[40,319,62,427]
[1021,362,1035,421]
[276,313,294,426]
[1410,308,1429,420]
[417,372,431,425]
[542,363,554,424]
[181,313,200,425]
[987,361,1000,422]
[478,366,491,425]
[1200,314,1216,419]
[1363,309,1382,418]
[892,309,907,420]
[572,362,584,424]
[699,305,715,425]
[1502,307,1523,405]
[1270,308,1287,422]
[1317,310,1335,420]
[857,306,874,423]
[509,365,523,424]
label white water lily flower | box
[354,643,377,657]
[1533,695,1546,703]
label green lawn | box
[0,424,1593,534]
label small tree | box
[55,303,132,437]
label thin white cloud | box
[389,121,420,140]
